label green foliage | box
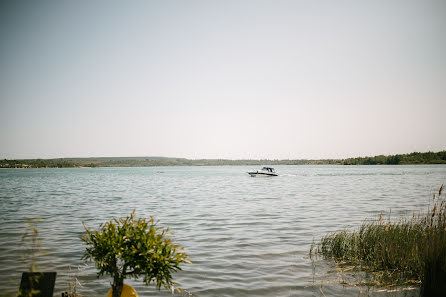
[15,219,45,297]
[312,185,446,295]
[1,150,445,168]
[21,218,43,273]
[81,211,189,297]
[0,220,43,297]
[343,151,446,165]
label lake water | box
[1,165,445,296]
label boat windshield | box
[262,167,275,172]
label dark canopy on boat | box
[262,167,275,172]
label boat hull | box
[248,171,278,177]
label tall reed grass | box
[311,185,446,296]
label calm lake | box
[1,165,445,296]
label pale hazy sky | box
[1,0,445,160]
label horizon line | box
[3,150,445,162]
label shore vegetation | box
[311,185,446,296]
[1,151,445,168]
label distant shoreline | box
[1,164,446,170]
[1,151,445,168]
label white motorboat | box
[247,167,278,177]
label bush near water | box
[312,185,446,296]
[81,211,190,297]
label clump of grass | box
[312,185,446,296]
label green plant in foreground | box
[312,185,446,296]
[81,211,190,297]
[21,218,43,273]
[16,218,45,297]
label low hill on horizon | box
[1,151,445,168]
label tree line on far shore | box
[342,151,446,165]
[1,151,445,168]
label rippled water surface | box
[1,165,445,296]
